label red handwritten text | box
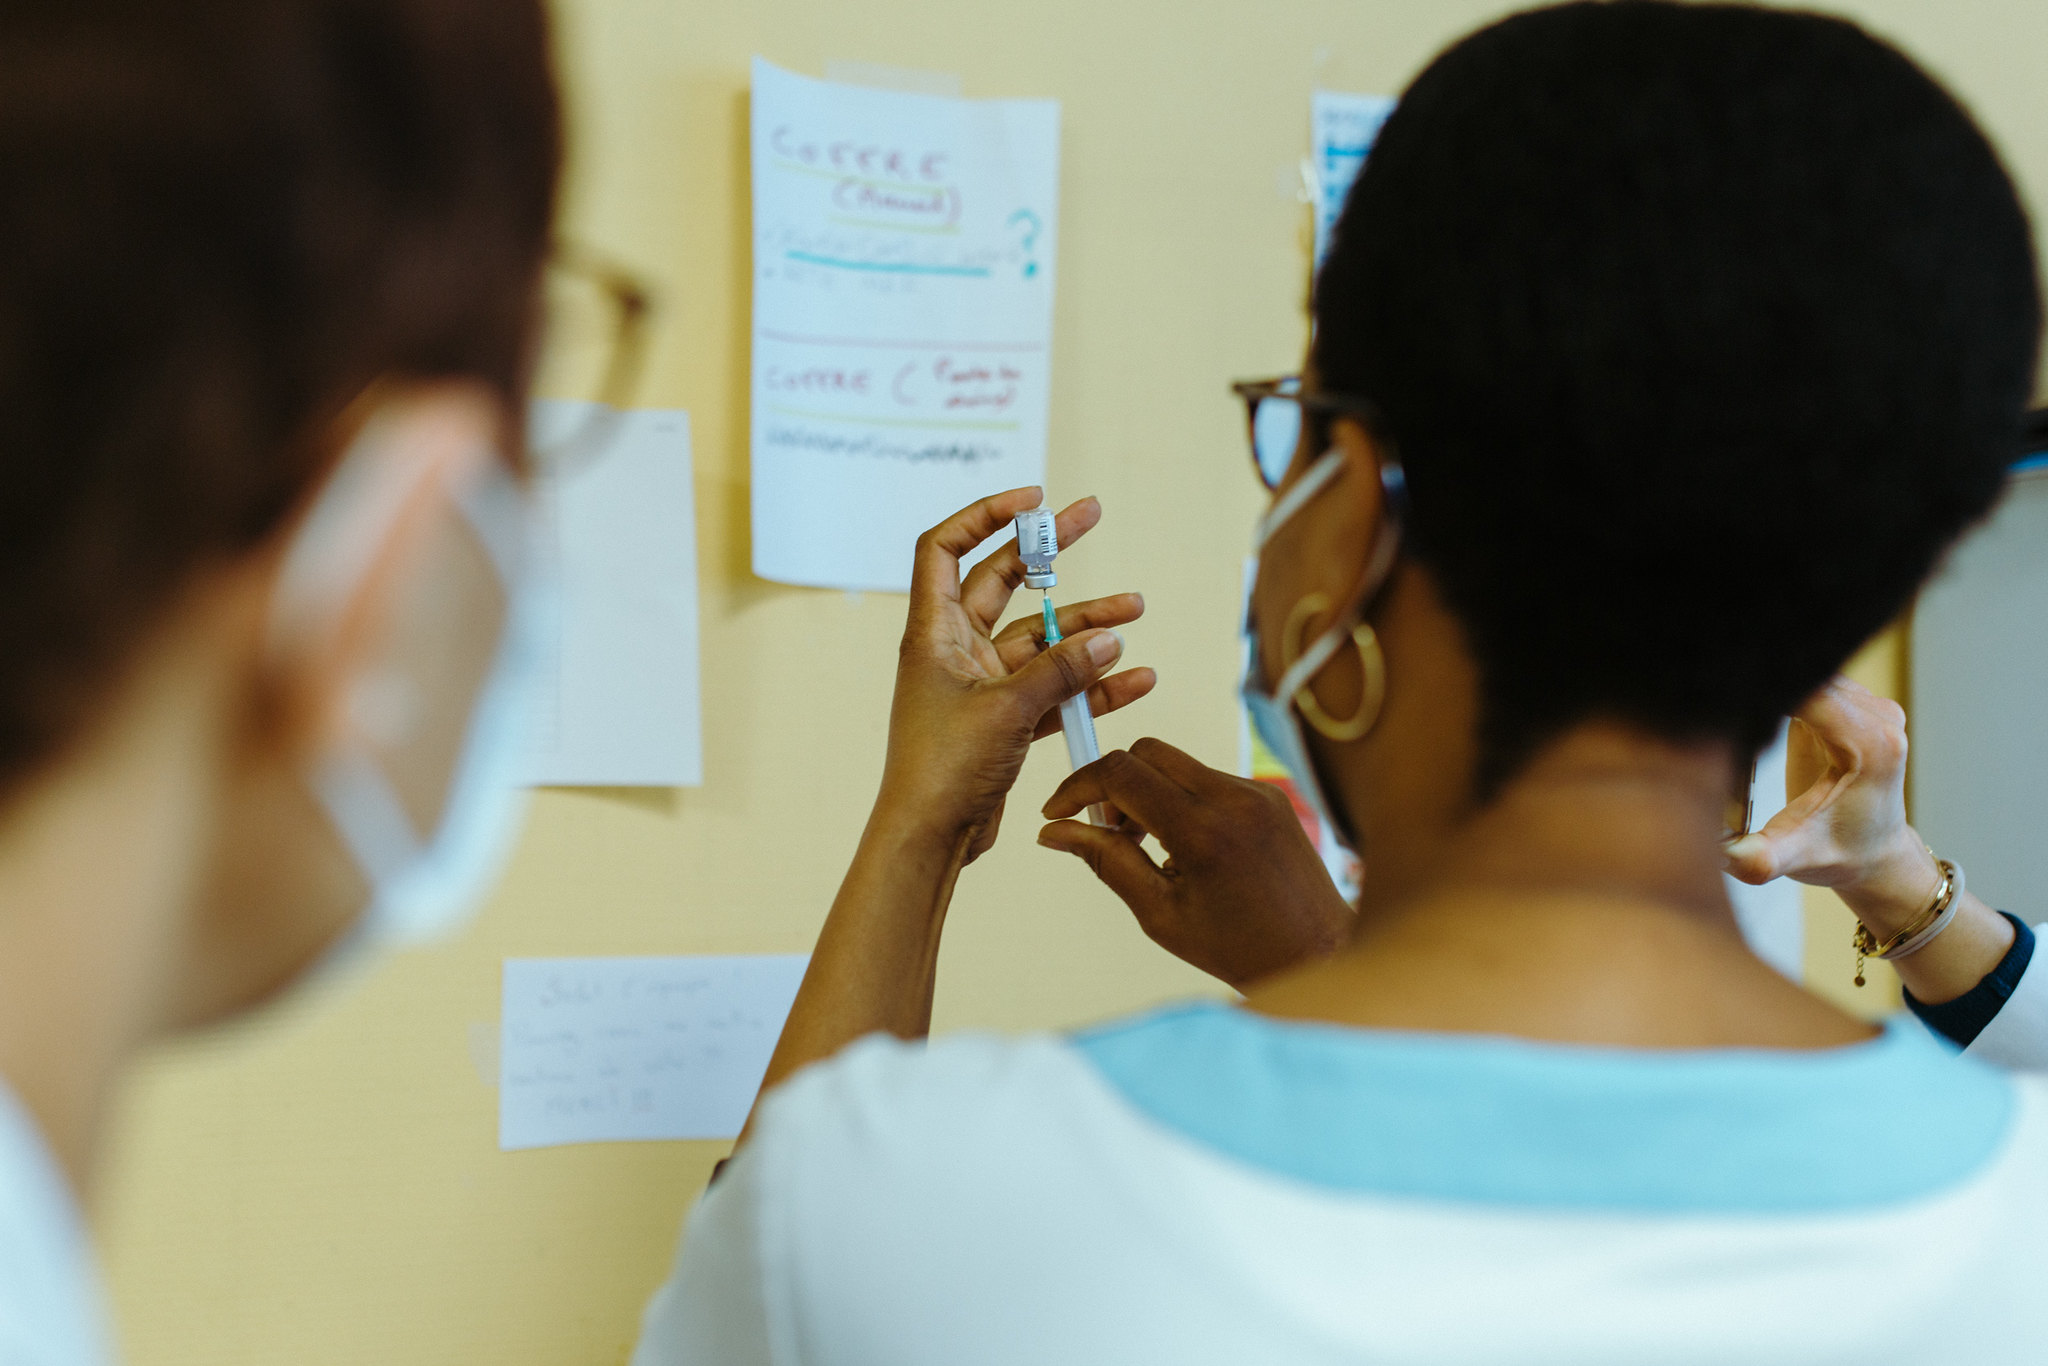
[893,357,1023,413]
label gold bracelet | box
[1850,854,1963,987]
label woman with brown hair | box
[0,1,561,1357]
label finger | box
[999,626,1123,728]
[1029,667,1157,741]
[959,497,1102,632]
[909,486,1046,607]
[1037,819,1174,912]
[1042,746,1195,834]
[993,590,1144,672]
[1723,779,1843,884]
[1126,736,1227,795]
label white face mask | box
[273,434,550,967]
[1238,450,1405,853]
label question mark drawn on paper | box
[1006,209,1042,278]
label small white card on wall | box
[498,955,807,1149]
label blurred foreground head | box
[0,0,559,794]
[0,0,560,1026]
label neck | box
[1251,724,1870,1050]
[0,648,220,1197]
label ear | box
[258,382,507,769]
[1321,415,1396,581]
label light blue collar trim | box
[1073,1002,2014,1214]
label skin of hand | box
[1038,738,1356,991]
[1724,674,2014,1004]
[745,487,1156,1121]
[874,487,1157,857]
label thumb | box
[1724,799,1834,886]
[1005,629,1124,719]
[1722,832,1782,885]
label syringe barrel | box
[1057,691,1110,827]
[1058,692,1100,769]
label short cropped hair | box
[0,0,559,792]
[1314,0,2039,793]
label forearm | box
[750,801,967,1111]
[1839,833,2014,1005]
[1881,890,2012,1005]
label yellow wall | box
[93,3,2048,1363]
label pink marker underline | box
[757,329,1047,352]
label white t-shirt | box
[1962,920,2048,1070]
[637,1001,2048,1365]
[0,1083,112,1365]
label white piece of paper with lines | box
[749,57,1060,591]
[498,955,806,1149]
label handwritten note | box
[1311,90,1396,269]
[750,57,1061,591]
[498,955,807,1149]
[523,403,701,787]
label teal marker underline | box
[785,250,990,278]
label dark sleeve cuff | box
[1904,913,2036,1048]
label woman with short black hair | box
[644,5,2048,1361]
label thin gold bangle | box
[1851,855,1961,987]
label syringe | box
[1013,509,1110,827]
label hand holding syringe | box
[1013,508,1112,827]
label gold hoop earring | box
[1282,592,1387,742]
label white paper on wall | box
[1310,90,1395,269]
[498,955,808,1149]
[524,402,701,787]
[749,57,1061,592]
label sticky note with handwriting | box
[498,955,807,1149]
[749,57,1060,591]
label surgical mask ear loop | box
[1257,449,1405,741]
[1281,593,1387,742]
[268,416,545,967]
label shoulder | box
[749,1023,1123,1173]
[749,1001,1232,1175]
[733,1008,1225,1263]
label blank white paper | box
[749,57,1060,591]
[1310,90,1395,269]
[498,955,808,1149]
[524,402,701,787]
